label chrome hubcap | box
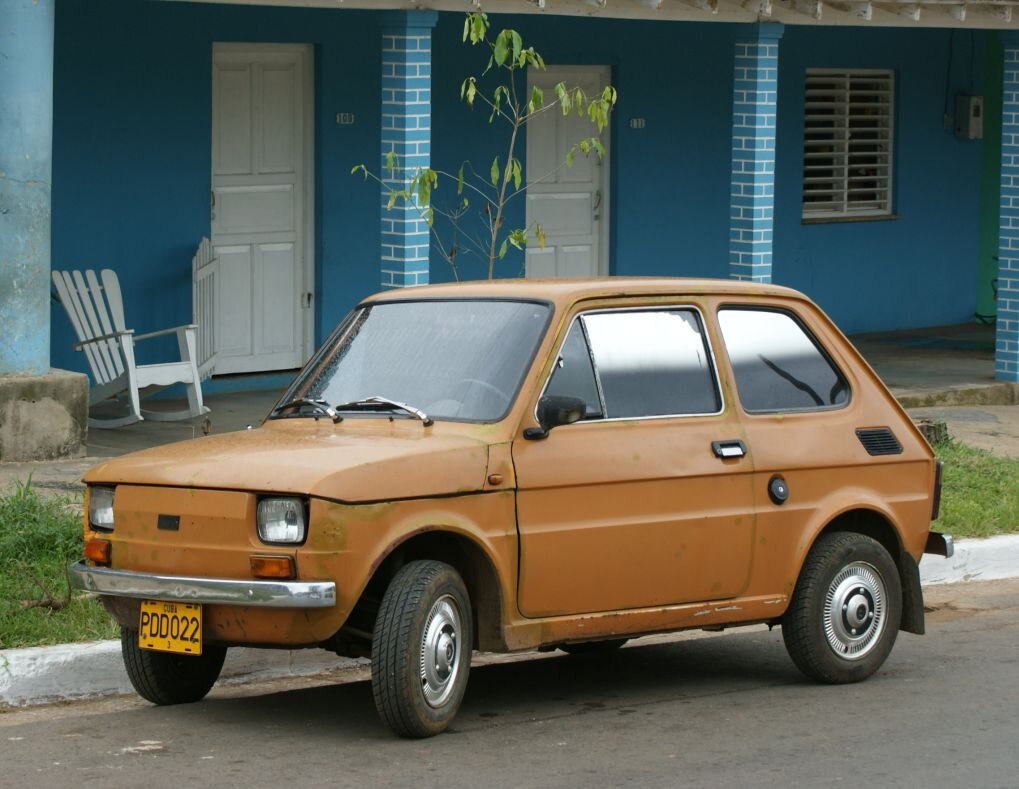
[823,561,886,660]
[420,595,462,708]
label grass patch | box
[934,439,1019,539]
[0,481,118,650]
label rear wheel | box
[371,560,473,738]
[120,627,226,705]
[782,532,902,684]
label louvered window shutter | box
[803,69,894,219]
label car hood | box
[84,421,491,501]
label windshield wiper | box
[271,397,341,423]
[332,396,433,427]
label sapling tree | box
[354,12,616,280]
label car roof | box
[364,277,805,310]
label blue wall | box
[775,26,987,333]
[429,14,736,283]
[51,0,383,373]
[51,2,988,377]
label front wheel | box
[371,560,473,738]
[121,627,227,705]
[782,532,902,684]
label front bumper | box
[67,561,336,609]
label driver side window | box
[545,321,603,419]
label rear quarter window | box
[718,307,850,413]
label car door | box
[512,302,757,618]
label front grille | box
[856,427,903,456]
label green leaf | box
[511,30,523,64]
[565,148,575,168]
[528,85,544,115]
[512,159,522,190]
[498,238,509,260]
[351,164,367,178]
[555,82,571,115]
[463,15,471,42]
[465,78,477,108]
[508,228,526,250]
[384,150,397,173]
[536,225,546,249]
[457,163,465,195]
[494,31,509,66]
[466,12,488,44]
[490,156,500,187]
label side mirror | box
[524,395,586,440]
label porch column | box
[379,11,438,289]
[0,0,88,461]
[0,0,55,374]
[729,23,783,283]
[998,36,1019,382]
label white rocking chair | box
[52,269,210,429]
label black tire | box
[121,627,227,705]
[559,638,628,655]
[782,532,902,684]
[371,560,473,738]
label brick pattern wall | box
[729,25,783,283]
[999,47,1019,381]
[380,13,436,288]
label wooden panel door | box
[525,66,610,279]
[212,44,313,374]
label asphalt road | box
[2,580,1017,789]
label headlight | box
[88,486,115,532]
[256,497,306,544]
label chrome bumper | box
[67,561,336,609]
[925,532,955,559]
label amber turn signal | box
[250,555,295,580]
[84,538,112,566]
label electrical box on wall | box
[955,95,983,140]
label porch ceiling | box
[169,0,1019,30]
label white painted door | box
[525,66,610,279]
[212,43,313,374]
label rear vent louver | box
[856,427,903,456]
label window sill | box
[802,213,900,225]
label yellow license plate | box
[139,600,202,655]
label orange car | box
[69,278,952,738]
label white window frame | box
[802,68,895,221]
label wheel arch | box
[352,527,508,653]
[797,505,924,635]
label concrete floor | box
[851,322,1017,407]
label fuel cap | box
[768,475,789,505]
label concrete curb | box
[2,535,1017,709]
[0,642,364,708]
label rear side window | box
[718,308,849,413]
[582,309,720,418]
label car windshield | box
[282,299,552,423]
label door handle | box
[711,439,747,459]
